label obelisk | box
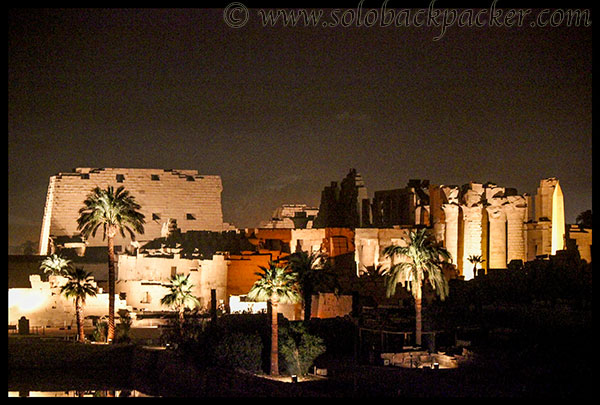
[550,181,565,255]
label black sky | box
[8,6,592,249]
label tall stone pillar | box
[486,203,507,269]
[505,195,527,264]
[462,204,483,280]
[551,181,565,255]
[441,204,460,268]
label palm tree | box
[467,255,485,278]
[288,250,340,321]
[160,273,201,331]
[247,261,301,376]
[40,254,73,278]
[60,267,98,342]
[77,185,145,343]
[381,228,451,347]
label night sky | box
[8,7,592,250]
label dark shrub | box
[214,332,263,372]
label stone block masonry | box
[39,168,234,255]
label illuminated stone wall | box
[290,228,326,253]
[116,251,229,311]
[39,168,234,255]
[8,274,128,328]
[226,253,282,297]
[354,227,411,276]
[565,225,592,263]
[525,178,566,260]
[310,292,353,319]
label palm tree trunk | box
[178,307,185,337]
[303,286,313,321]
[76,297,85,343]
[414,297,422,347]
[270,298,279,376]
[107,235,116,343]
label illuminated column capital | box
[461,204,483,222]
[442,203,460,220]
[505,197,527,220]
[485,203,507,222]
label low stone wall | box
[381,351,458,369]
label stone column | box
[441,204,460,267]
[486,203,507,270]
[505,195,527,264]
[462,204,483,280]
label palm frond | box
[288,250,340,298]
[247,261,301,304]
[60,267,98,304]
[160,273,200,310]
[384,262,413,297]
[77,186,145,240]
[382,228,451,300]
[40,254,73,277]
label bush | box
[206,313,278,372]
[213,332,263,372]
[91,314,133,344]
[279,322,326,376]
[115,312,133,344]
[159,313,209,349]
[92,321,107,343]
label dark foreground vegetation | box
[8,315,592,397]
[8,254,592,397]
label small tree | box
[279,323,326,377]
[382,228,451,347]
[115,311,133,344]
[247,261,301,376]
[77,186,145,343]
[60,267,98,342]
[467,255,485,278]
[93,320,108,343]
[160,273,201,332]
